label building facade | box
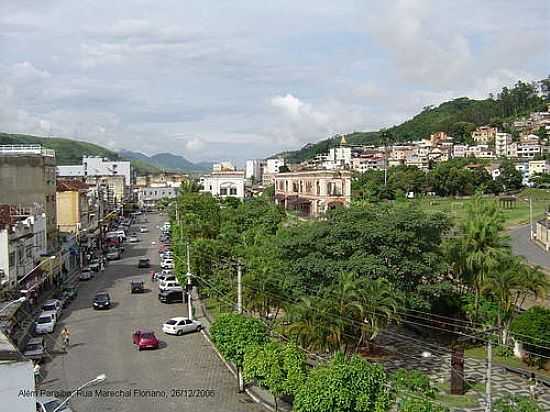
[137,186,177,208]
[274,170,352,217]
[0,145,57,251]
[57,156,132,186]
[200,171,246,199]
[56,180,90,234]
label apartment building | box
[495,133,512,157]
[471,126,498,144]
[57,156,132,186]
[528,160,550,177]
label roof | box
[57,179,90,192]
[0,329,25,362]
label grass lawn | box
[411,188,550,228]
[432,381,482,409]
[465,346,550,378]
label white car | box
[159,280,183,292]
[35,311,56,334]
[79,269,93,280]
[129,235,140,243]
[159,276,177,287]
[41,299,62,317]
[139,226,149,233]
[162,317,201,335]
[161,259,174,270]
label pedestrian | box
[529,372,538,400]
[33,362,42,382]
[61,326,71,351]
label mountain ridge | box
[119,150,213,172]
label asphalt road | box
[509,224,550,270]
[39,213,264,412]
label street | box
[39,213,264,412]
[509,224,550,271]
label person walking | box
[61,327,71,351]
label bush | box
[493,395,543,412]
[392,369,437,399]
[398,397,449,412]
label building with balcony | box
[495,133,512,157]
[274,170,351,217]
[0,145,57,251]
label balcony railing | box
[0,145,55,157]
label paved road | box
[39,213,264,412]
[509,224,549,270]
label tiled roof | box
[56,179,90,192]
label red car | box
[132,329,160,351]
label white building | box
[265,158,286,174]
[200,171,246,199]
[351,156,384,173]
[515,163,530,186]
[528,160,550,177]
[245,159,265,181]
[0,208,47,291]
[57,156,132,186]
[137,186,177,208]
[495,133,512,157]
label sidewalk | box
[193,293,292,412]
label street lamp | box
[0,297,27,314]
[52,374,106,412]
[17,255,56,286]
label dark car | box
[93,292,111,310]
[137,257,150,268]
[131,280,145,294]
[158,289,184,304]
[132,329,159,350]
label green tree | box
[510,306,550,367]
[243,342,307,411]
[210,313,267,391]
[392,369,437,399]
[495,159,524,191]
[294,353,392,412]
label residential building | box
[515,162,530,186]
[452,145,467,158]
[351,155,385,173]
[245,159,265,182]
[495,133,512,157]
[274,170,352,217]
[430,131,451,145]
[135,172,187,189]
[265,158,286,174]
[466,145,495,158]
[200,171,246,199]
[512,143,542,159]
[57,156,132,186]
[85,175,126,205]
[137,186,177,209]
[0,205,47,292]
[212,161,235,172]
[56,180,90,234]
[528,160,550,177]
[471,126,498,144]
[0,145,57,251]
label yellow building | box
[56,180,90,234]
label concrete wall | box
[0,359,36,412]
[56,191,79,233]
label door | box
[184,319,193,333]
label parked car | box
[158,289,184,304]
[23,337,46,361]
[52,291,69,308]
[79,269,93,280]
[162,317,202,336]
[131,280,145,294]
[129,235,140,243]
[106,249,121,260]
[160,259,174,270]
[41,299,62,317]
[159,280,183,292]
[35,312,56,334]
[89,259,100,272]
[36,396,74,412]
[138,257,150,268]
[92,292,111,310]
[132,329,159,350]
[139,226,149,233]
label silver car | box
[23,337,46,361]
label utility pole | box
[529,197,533,240]
[186,242,193,320]
[485,340,493,412]
[237,264,242,315]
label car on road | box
[138,257,150,268]
[41,299,62,317]
[79,269,93,280]
[36,396,74,412]
[129,235,140,243]
[139,226,149,233]
[131,280,145,293]
[23,337,46,361]
[160,259,174,270]
[158,289,184,304]
[106,249,121,260]
[35,312,56,334]
[162,317,202,335]
[159,280,183,292]
[92,292,112,310]
[132,329,160,350]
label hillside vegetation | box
[0,132,160,174]
[282,79,549,163]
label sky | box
[0,0,548,163]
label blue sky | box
[0,0,548,162]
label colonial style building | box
[274,170,351,217]
[200,171,246,199]
[535,211,550,251]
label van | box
[159,281,183,292]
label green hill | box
[280,79,549,163]
[0,132,161,174]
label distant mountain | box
[0,132,160,175]
[276,78,549,163]
[119,150,212,172]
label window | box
[26,245,32,258]
[229,187,237,195]
[220,188,228,195]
